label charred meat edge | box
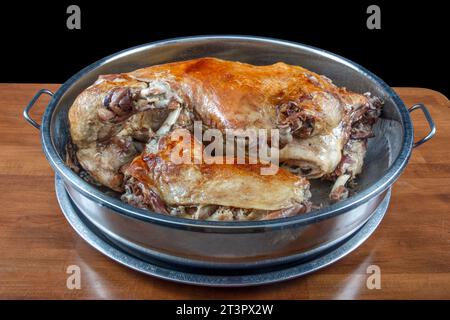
[327,93,383,202]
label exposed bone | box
[329,174,351,202]
[143,107,183,154]
[156,107,182,136]
[262,203,307,220]
[193,205,218,220]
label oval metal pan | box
[42,36,413,231]
[40,36,406,266]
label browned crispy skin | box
[122,130,310,213]
[130,57,368,135]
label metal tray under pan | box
[24,36,435,271]
[55,175,391,286]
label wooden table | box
[0,84,449,299]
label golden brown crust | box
[123,130,309,211]
[129,57,369,134]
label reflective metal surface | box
[66,181,388,268]
[25,36,432,269]
[408,103,437,148]
[56,175,391,286]
[23,89,54,129]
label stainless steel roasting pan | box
[23,36,436,270]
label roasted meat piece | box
[121,130,311,220]
[279,93,381,181]
[68,57,382,213]
[130,58,382,195]
[129,57,368,138]
[68,74,184,191]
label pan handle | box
[23,89,54,130]
[409,103,436,148]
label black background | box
[2,1,448,95]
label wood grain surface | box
[0,84,448,299]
